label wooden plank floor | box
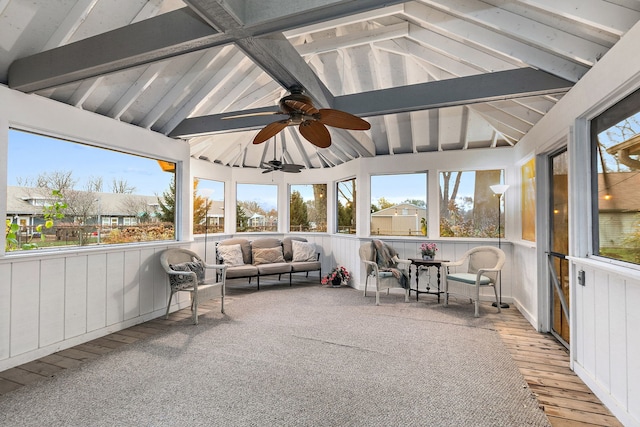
[0,293,624,426]
[485,304,623,427]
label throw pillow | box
[292,240,316,262]
[252,247,285,265]
[168,260,204,291]
[217,244,245,266]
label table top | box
[408,258,449,265]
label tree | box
[111,178,135,194]
[157,176,176,223]
[311,184,327,231]
[337,179,356,233]
[119,195,154,223]
[35,170,76,193]
[85,176,103,192]
[473,170,501,237]
[440,171,462,221]
[337,201,354,231]
[5,189,67,251]
[403,199,426,207]
[236,204,248,231]
[376,197,394,210]
[193,178,213,228]
[290,190,309,230]
[238,200,265,216]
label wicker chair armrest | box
[202,262,227,271]
[393,256,411,266]
[477,267,501,275]
[362,259,380,275]
[443,259,466,268]
[166,269,197,278]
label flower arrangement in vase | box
[322,266,351,287]
[420,242,438,260]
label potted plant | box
[322,266,351,287]
[420,242,438,260]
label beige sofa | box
[216,236,321,290]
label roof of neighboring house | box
[6,186,160,217]
[206,200,224,217]
[372,203,426,216]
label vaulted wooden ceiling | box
[3,0,639,170]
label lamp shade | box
[490,184,509,195]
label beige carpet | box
[0,279,550,426]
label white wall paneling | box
[571,259,640,426]
[0,244,188,372]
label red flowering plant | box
[420,242,438,257]
[322,266,351,286]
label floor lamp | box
[490,184,509,309]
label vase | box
[331,277,342,287]
[422,254,434,260]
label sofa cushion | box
[217,243,244,266]
[225,264,259,279]
[252,247,286,265]
[218,238,252,264]
[257,262,292,275]
[282,236,308,261]
[251,237,281,249]
[291,240,316,262]
[290,261,321,273]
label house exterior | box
[6,185,162,235]
[371,203,426,236]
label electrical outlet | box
[578,270,585,286]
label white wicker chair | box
[443,246,505,317]
[359,241,410,305]
[160,248,226,324]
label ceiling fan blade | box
[299,121,331,148]
[262,168,275,174]
[253,120,289,144]
[222,111,282,120]
[281,164,304,173]
[317,109,371,130]
[283,99,319,115]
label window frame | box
[289,184,327,233]
[438,168,505,238]
[590,87,640,265]
[336,177,357,234]
[193,177,225,235]
[369,172,428,237]
[235,182,278,233]
[5,127,177,253]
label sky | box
[8,129,483,210]
[8,129,173,196]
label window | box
[370,173,427,236]
[6,129,175,252]
[337,178,356,234]
[439,169,504,238]
[193,178,224,234]
[592,88,640,264]
[236,184,277,232]
[290,184,327,232]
